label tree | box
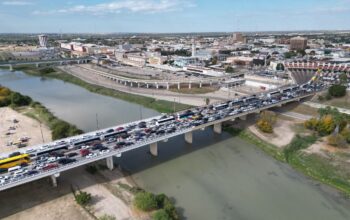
[225,66,235,73]
[328,84,346,97]
[327,134,347,148]
[257,120,273,133]
[339,73,348,85]
[75,191,91,206]
[317,115,336,136]
[260,111,277,125]
[153,209,171,220]
[205,97,210,105]
[304,118,319,131]
[133,192,158,211]
[276,63,285,71]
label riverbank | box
[0,107,51,154]
[13,65,192,113]
[224,116,350,197]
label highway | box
[0,81,324,191]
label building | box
[38,35,48,48]
[232,33,246,43]
[173,57,198,67]
[290,36,307,50]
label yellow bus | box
[0,154,30,169]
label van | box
[8,166,21,173]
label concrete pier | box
[106,156,114,170]
[185,132,193,144]
[213,122,222,134]
[178,82,181,90]
[239,115,247,120]
[51,173,60,187]
[9,64,13,71]
[150,142,158,156]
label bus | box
[0,154,30,170]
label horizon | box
[0,0,350,33]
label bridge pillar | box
[156,83,159,89]
[239,115,247,121]
[138,83,140,88]
[9,64,13,71]
[146,83,149,89]
[51,173,60,187]
[199,81,202,88]
[188,82,192,89]
[36,63,39,68]
[213,122,222,134]
[131,82,133,87]
[210,81,213,86]
[150,142,158,156]
[184,132,193,144]
[124,81,127,86]
[166,83,169,90]
[106,156,114,170]
[178,82,180,90]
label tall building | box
[38,35,48,48]
[191,39,196,57]
[290,36,307,50]
[231,32,246,44]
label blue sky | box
[0,0,349,33]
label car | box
[27,170,39,175]
[80,149,90,157]
[43,163,59,171]
[67,152,78,158]
[58,158,76,165]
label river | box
[1,69,350,220]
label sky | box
[0,0,349,33]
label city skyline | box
[0,0,350,33]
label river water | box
[1,69,350,220]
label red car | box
[43,163,59,171]
[80,149,90,157]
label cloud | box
[2,1,33,6]
[33,0,195,15]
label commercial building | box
[232,33,246,43]
[38,35,48,48]
[290,36,308,50]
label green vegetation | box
[85,165,98,174]
[98,214,116,220]
[134,191,158,211]
[1,85,82,140]
[153,209,172,220]
[131,189,178,220]
[328,84,347,98]
[225,66,235,73]
[74,190,92,206]
[14,65,192,113]
[283,135,317,162]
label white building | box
[38,35,48,48]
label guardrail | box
[0,91,315,191]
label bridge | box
[285,62,350,73]
[0,57,92,71]
[0,82,322,191]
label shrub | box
[325,93,332,100]
[86,165,98,174]
[153,209,172,220]
[75,191,92,206]
[134,192,158,211]
[155,194,179,220]
[304,118,319,130]
[328,84,346,97]
[327,134,348,148]
[257,119,273,133]
[341,128,350,144]
[39,67,55,75]
[317,115,335,136]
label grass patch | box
[169,87,218,94]
[14,65,192,113]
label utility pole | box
[96,113,99,130]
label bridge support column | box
[9,64,13,71]
[131,82,133,87]
[138,83,140,88]
[199,82,202,88]
[239,115,247,121]
[150,142,158,156]
[146,84,149,89]
[106,156,114,170]
[36,63,39,68]
[210,81,213,86]
[188,82,192,89]
[166,83,169,90]
[51,173,60,187]
[178,82,180,90]
[156,83,159,89]
[213,122,222,134]
[184,132,193,144]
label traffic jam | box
[0,80,327,188]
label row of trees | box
[304,107,350,148]
[0,86,32,107]
[133,191,179,220]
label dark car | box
[27,170,39,175]
[67,152,78,158]
[58,158,76,165]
